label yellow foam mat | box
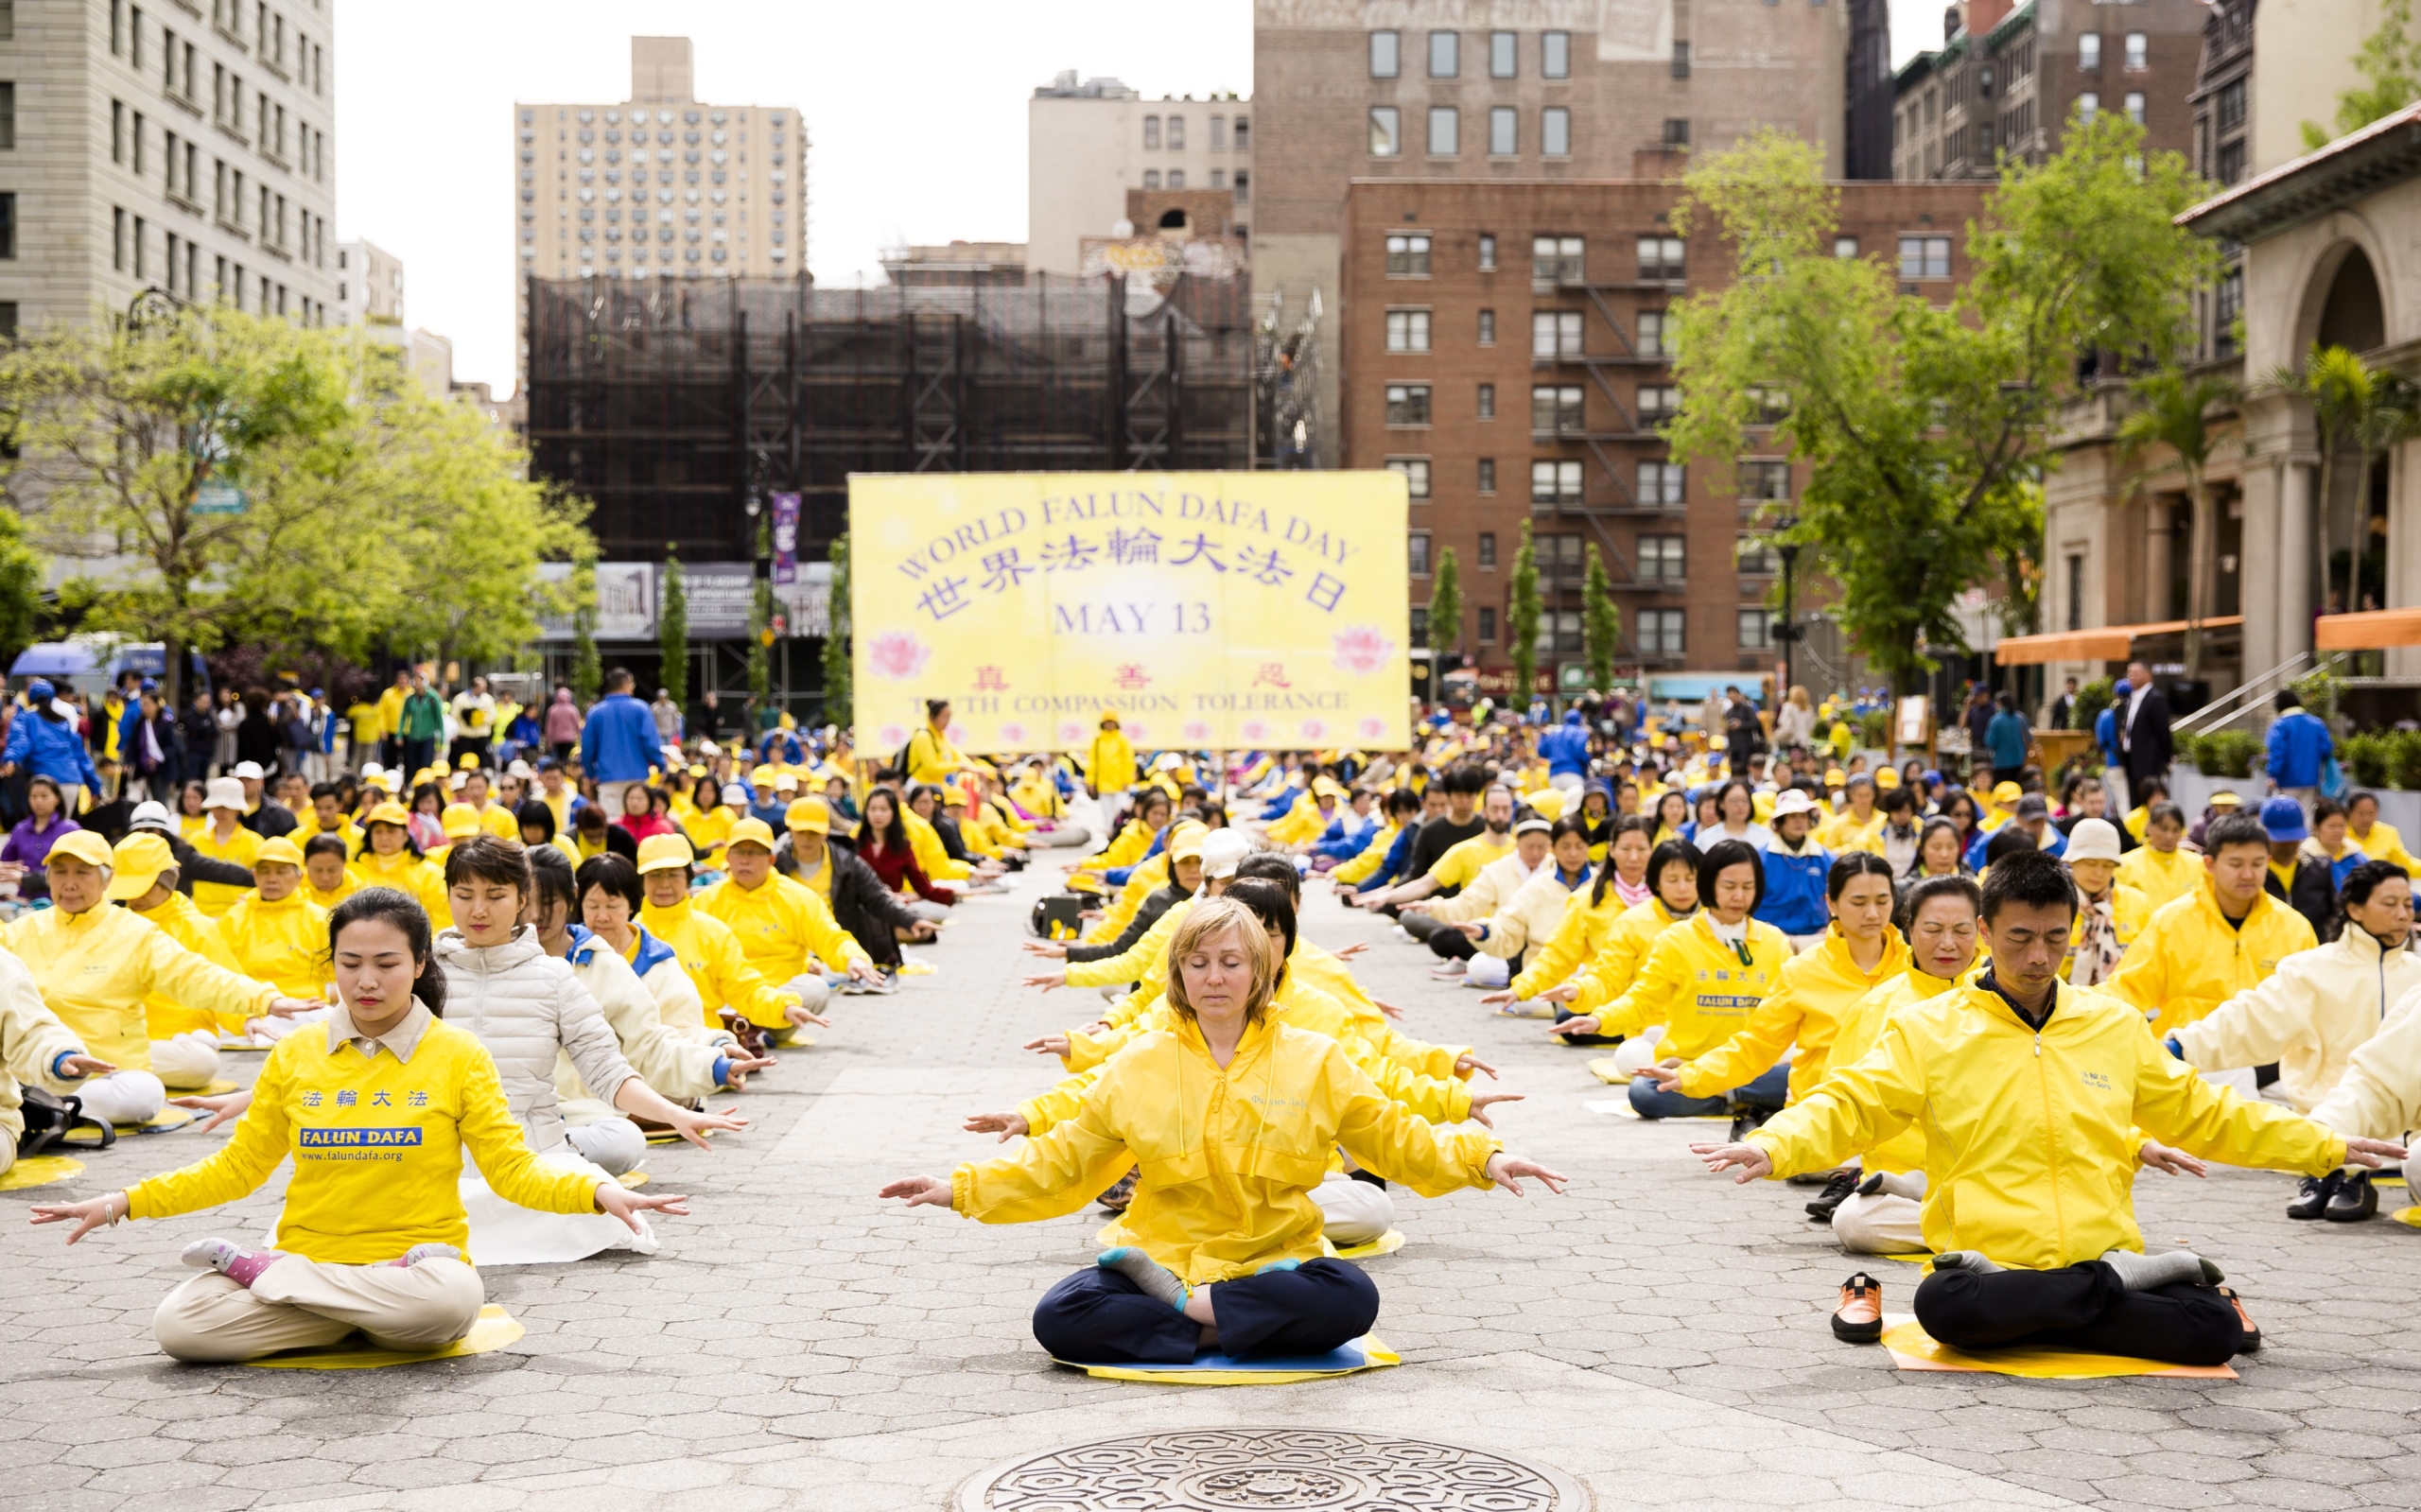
[1599,1102,1730,1121]
[1058,1334,1401,1385]
[2377,1174,2406,1189]
[897,960,937,976]
[199,1079,240,1096]
[1586,1057,1631,1086]
[2389,1206,2421,1228]
[1327,1228,1406,1260]
[244,1304,525,1370]
[0,1155,84,1191]
[115,1107,196,1135]
[1880,1317,2236,1379]
[617,1171,649,1189]
[1878,1252,1936,1266]
[643,1126,721,1146]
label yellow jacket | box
[2172,927,2421,1113]
[903,723,965,785]
[1750,979,2345,1268]
[127,1014,601,1265]
[305,873,361,912]
[2107,878,2318,1037]
[1265,793,1330,847]
[1066,895,1193,997]
[902,809,970,882]
[188,822,264,917]
[206,891,334,1003]
[1468,867,1591,962]
[1424,830,1515,891]
[1094,819,1158,873]
[1508,884,1640,999]
[1676,927,1910,1102]
[1087,729,1138,795]
[1328,821,1400,885]
[374,686,408,748]
[295,816,364,859]
[2,904,275,1069]
[953,1014,1501,1285]
[1423,850,1543,926]
[1088,853,1169,945]
[0,946,85,1144]
[348,848,453,930]
[2354,820,2419,876]
[1820,965,1965,1175]
[1560,898,1691,1011]
[695,871,871,983]
[1814,808,1884,855]
[128,889,252,1037]
[1578,912,1791,1059]
[640,896,800,1031]
[684,806,737,862]
[2115,844,2201,912]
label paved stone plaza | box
[9,867,2421,1512]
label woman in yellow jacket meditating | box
[28,888,688,1364]
[348,801,453,930]
[880,896,1565,1365]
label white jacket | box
[2173,929,2421,1113]
[552,930,723,1109]
[1425,850,1544,926]
[0,947,84,1143]
[2309,976,2421,1144]
[434,926,636,1154]
[1473,868,1590,961]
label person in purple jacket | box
[0,775,81,897]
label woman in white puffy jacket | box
[573,852,714,1037]
[1442,817,1595,991]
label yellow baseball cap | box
[1875,768,1901,789]
[106,832,176,900]
[786,796,830,835]
[1168,821,1210,863]
[47,830,114,870]
[725,817,777,853]
[255,836,305,869]
[1992,781,2023,805]
[458,751,480,770]
[636,833,695,875]
[749,768,776,788]
[365,800,412,828]
[440,803,482,839]
[1524,786,1568,822]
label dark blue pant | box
[1915,1261,2242,1365]
[1553,1007,1621,1046]
[1032,1257,1380,1364]
[1626,1061,1790,1119]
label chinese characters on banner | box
[771,493,800,586]
[850,472,1411,754]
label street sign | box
[193,479,246,514]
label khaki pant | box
[153,1255,483,1364]
[1834,1190,1926,1256]
[1312,1171,1394,1246]
[148,1031,221,1090]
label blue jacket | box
[1538,718,1592,778]
[2094,705,2121,766]
[1311,812,1376,861]
[1985,709,2030,772]
[1755,840,1833,936]
[571,926,729,1088]
[1102,824,1172,888]
[1354,822,1422,895]
[580,693,659,783]
[2265,709,2333,789]
[3,708,102,791]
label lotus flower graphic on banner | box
[1332,627,1395,676]
[867,632,931,682]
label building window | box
[1234,169,1250,202]
[1636,310,1669,356]
[1428,106,1458,155]
[1411,605,1431,647]
[1143,115,1160,149]
[1834,235,1859,258]
[2078,92,2099,123]
[1637,609,1685,654]
[1370,29,1401,78]
[1490,29,1518,77]
[1637,385,1679,423]
[2124,31,2147,69]
[1478,233,1497,270]
[1639,461,1685,504]
[1542,30,1570,77]
[1235,117,1250,151]
[1384,232,1431,276]
[1663,118,1691,147]
[1737,534,1776,573]
[1167,169,1185,189]
[1409,533,1433,576]
[2079,32,2100,69]
[1640,534,1686,581]
[1167,115,1186,149]
[1477,382,1496,419]
[1533,235,1583,282]
[1672,42,1691,78]
[2216,138,2245,184]
[1541,107,1571,157]
[2218,78,2246,131]
[1210,115,1229,150]
[1369,106,1402,157]
[1478,460,1497,495]
[0,193,22,259]
[1747,385,1791,423]
[1532,309,1583,358]
[1388,458,1433,497]
[1897,235,1951,279]
[2125,92,2145,125]
[1489,106,1518,155]
[1479,606,1498,643]
[1477,308,1496,345]
[1638,235,1685,280]
[1429,30,1458,77]
[1738,610,1774,651]
[2065,554,2084,632]
[113,207,128,271]
[1539,607,1583,654]
[1386,308,1432,352]
[1385,384,1433,426]
[1532,384,1583,432]
[2214,267,2242,356]
[1210,168,1226,189]
[1143,169,1160,189]
[1530,459,1582,502]
[1739,459,1792,501]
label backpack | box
[1029,892,1087,940]
[15,1086,114,1158]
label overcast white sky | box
[336,0,1937,396]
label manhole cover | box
[958,1427,1584,1511]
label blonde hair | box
[1160,896,1279,1027]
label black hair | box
[2146,800,2186,829]
[328,887,446,1017]
[1384,787,1423,819]
[1587,816,1658,908]
[1879,786,1916,815]
[1982,826,2037,867]
[1698,838,1766,915]
[24,774,62,810]
[1978,845,2078,923]
[302,832,349,863]
[526,843,579,915]
[309,781,340,803]
[1901,873,1985,934]
[1825,850,1896,901]
[1547,814,1593,850]
[1645,838,1703,909]
[574,853,644,915]
[859,787,911,853]
[1714,779,1755,822]
[1942,791,1981,831]
[1224,877,1298,989]
[1909,816,1970,879]
[573,800,610,831]
[2341,859,2410,912]
[515,798,558,843]
[2205,812,2272,854]
[2349,790,2381,813]
[2276,688,2303,711]
[925,698,950,721]
[444,833,532,895]
[2312,797,2346,827]
[2134,775,2169,806]
[1440,762,1490,797]
[605,666,635,691]
[1233,850,1303,906]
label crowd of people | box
[7,669,2419,1376]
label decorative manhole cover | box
[958,1427,1584,1511]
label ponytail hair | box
[328,886,446,1017]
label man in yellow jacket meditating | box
[1691,847,2402,1365]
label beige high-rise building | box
[334,237,401,329]
[1028,72,1252,276]
[514,37,808,360]
[0,0,339,337]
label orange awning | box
[2315,608,2421,650]
[1993,617,2244,666]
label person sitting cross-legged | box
[1692,847,2402,1366]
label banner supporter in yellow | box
[851,473,1411,756]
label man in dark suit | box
[2120,658,2173,801]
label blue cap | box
[2114,678,2133,697]
[25,678,53,703]
[2258,796,2308,843]
[1564,709,1584,724]
[140,678,159,692]
[309,686,325,698]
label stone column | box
[2277,459,2315,666]
[2238,460,2286,676]
[2390,438,2421,682]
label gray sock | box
[2099,1247,2221,1291]
[1097,1246,1191,1312]
[1873,1170,1926,1201]
[1933,1250,2004,1275]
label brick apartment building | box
[1342,177,1988,686]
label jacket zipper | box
[2028,1003,2070,1262]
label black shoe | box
[2287,1171,2343,1220]
[1727,1105,1771,1142]
[2325,1170,2377,1223]
[1831,1272,1884,1343]
[1095,1169,1138,1212]
[1805,1169,1858,1223]
[1856,1171,1890,1198]
[2218,1286,2260,1352]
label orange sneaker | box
[2218,1286,2260,1353]
[1832,1271,1883,1343]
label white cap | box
[204,776,245,810]
[1771,789,1817,819]
[506,758,534,778]
[2066,817,2124,863]
[231,760,266,781]
[129,800,171,831]
[1200,829,1253,880]
[360,762,385,778]
[1154,752,1183,773]
[722,782,752,806]
[774,771,800,791]
[700,740,721,756]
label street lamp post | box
[1773,513,1803,696]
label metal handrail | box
[2174,651,2312,736]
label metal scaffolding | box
[523,271,1256,561]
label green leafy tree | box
[2306,0,2421,149]
[569,564,601,704]
[820,534,852,727]
[1665,118,2215,692]
[0,509,46,669]
[2116,368,2239,681]
[1508,521,1542,704]
[2262,345,2418,620]
[1582,542,1622,691]
[1427,547,1462,656]
[657,548,688,707]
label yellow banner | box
[850,472,1410,756]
